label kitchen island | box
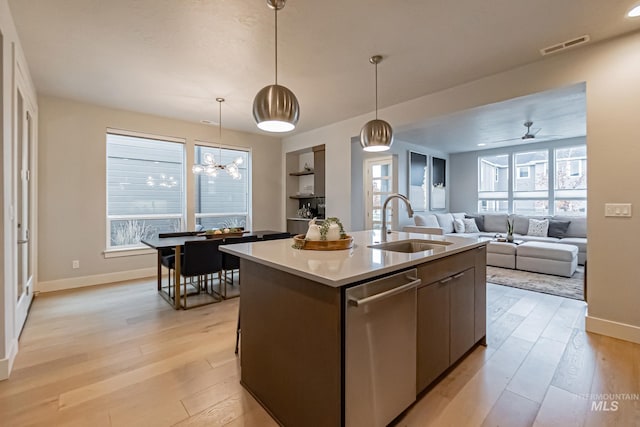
[220,230,487,427]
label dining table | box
[141,230,289,309]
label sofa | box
[404,212,587,268]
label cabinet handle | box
[348,277,421,306]
[453,272,465,279]
[439,277,452,284]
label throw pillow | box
[453,218,465,233]
[465,214,485,231]
[414,214,427,226]
[547,219,571,238]
[462,218,480,233]
[527,218,549,237]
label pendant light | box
[360,55,394,152]
[192,98,243,180]
[252,0,300,132]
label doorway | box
[15,83,35,334]
[364,156,397,230]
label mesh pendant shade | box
[360,119,394,152]
[253,84,300,132]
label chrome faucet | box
[381,193,414,242]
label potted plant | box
[506,218,514,242]
[319,217,347,241]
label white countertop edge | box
[221,237,487,288]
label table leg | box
[174,245,181,309]
[157,250,162,291]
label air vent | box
[540,35,591,56]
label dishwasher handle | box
[348,276,421,307]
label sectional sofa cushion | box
[483,213,509,233]
[434,213,465,234]
[547,219,571,238]
[434,213,455,233]
[414,214,440,228]
[465,214,485,231]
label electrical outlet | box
[604,203,632,217]
[72,260,80,269]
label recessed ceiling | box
[7,0,640,135]
[395,83,587,154]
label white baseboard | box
[586,315,640,344]
[37,267,158,293]
[0,339,19,381]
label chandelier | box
[192,98,243,180]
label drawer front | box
[416,248,477,287]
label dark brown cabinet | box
[415,249,485,394]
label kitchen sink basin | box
[368,239,453,253]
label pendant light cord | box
[374,61,378,120]
[274,7,278,85]
[218,99,223,160]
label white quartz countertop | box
[220,230,487,287]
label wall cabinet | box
[416,249,485,394]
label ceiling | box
[8,0,640,143]
[395,83,587,153]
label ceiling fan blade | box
[486,137,521,144]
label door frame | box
[363,155,398,230]
[13,56,37,335]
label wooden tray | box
[293,234,353,250]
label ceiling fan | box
[486,121,559,144]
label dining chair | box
[158,231,200,299]
[178,239,224,309]
[220,235,259,298]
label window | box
[194,145,250,230]
[517,167,529,179]
[106,131,185,249]
[478,154,508,212]
[475,145,586,216]
[555,146,587,216]
[513,150,549,215]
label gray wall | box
[449,136,587,213]
[350,137,449,231]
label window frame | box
[105,128,187,253]
[476,144,587,216]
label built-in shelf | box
[286,145,325,235]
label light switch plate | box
[605,203,632,217]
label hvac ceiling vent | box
[540,35,591,56]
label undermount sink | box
[368,239,453,253]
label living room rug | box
[486,266,584,300]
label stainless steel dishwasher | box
[345,268,420,427]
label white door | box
[15,87,34,334]
[364,156,396,230]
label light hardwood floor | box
[1,279,638,426]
